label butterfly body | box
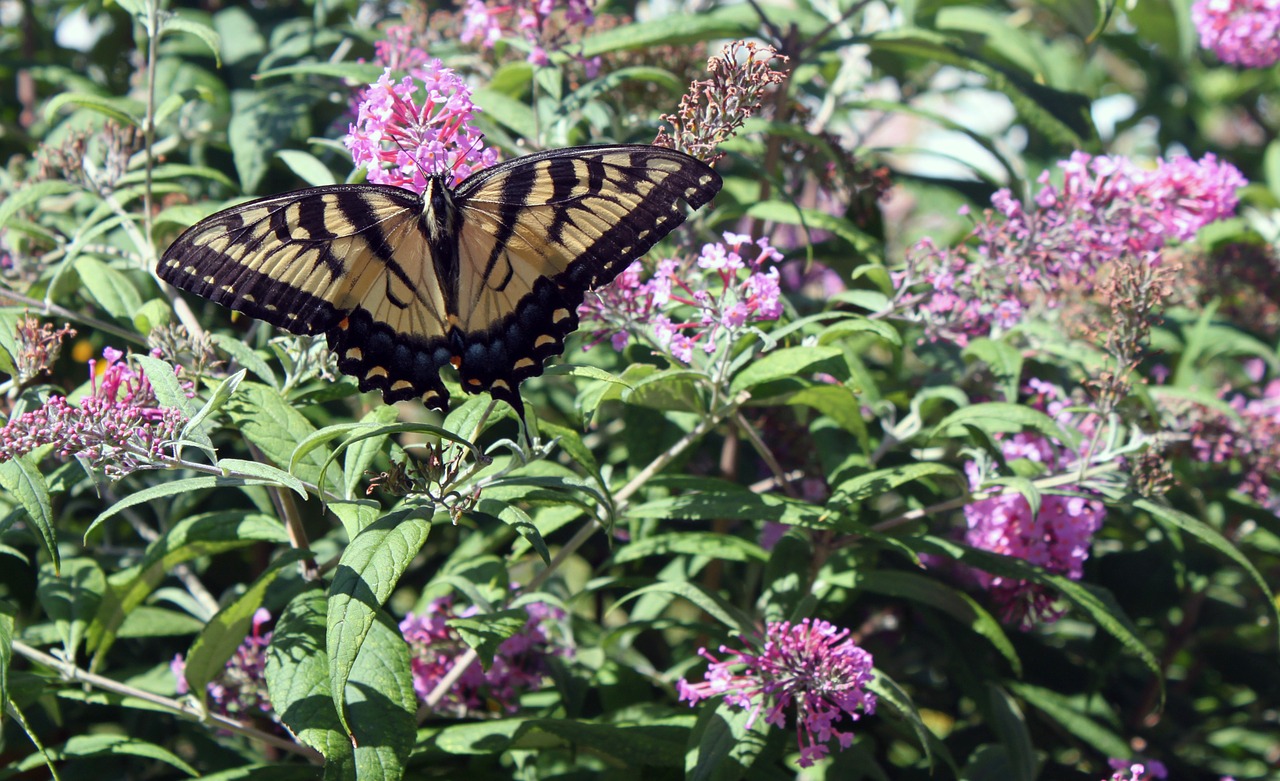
[159,145,721,414]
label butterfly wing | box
[449,145,722,409]
[158,185,457,407]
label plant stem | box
[10,640,322,762]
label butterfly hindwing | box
[160,145,722,414]
[449,145,722,407]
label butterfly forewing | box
[160,145,722,414]
[448,146,722,406]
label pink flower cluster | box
[0,347,186,479]
[1106,759,1168,781]
[579,233,784,362]
[461,0,597,69]
[1191,0,1280,68]
[963,380,1107,627]
[1185,378,1280,512]
[173,608,273,719]
[401,597,568,714]
[678,619,876,767]
[345,64,498,192]
[901,152,1247,345]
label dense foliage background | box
[0,0,1276,779]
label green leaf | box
[449,609,528,668]
[1137,499,1280,640]
[930,402,1077,448]
[858,570,1020,676]
[85,476,286,540]
[183,550,307,701]
[473,87,538,137]
[580,8,757,57]
[342,406,401,500]
[611,581,755,636]
[131,298,173,334]
[0,601,11,721]
[266,588,356,776]
[276,149,337,187]
[254,61,385,83]
[328,508,431,733]
[963,338,1024,402]
[610,533,767,565]
[181,368,246,444]
[87,511,286,662]
[623,369,707,413]
[987,685,1036,781]
[227,382,344,490]
[74,256,143,321]
[628,485,822,526]
[866,31,1095,147]
[161,16,223,67]
[43,92,143,125]
[0,180,80,233]
[686,701,768,781]
[10,734,197,777]
[210,333,279,388]
[744,201,881,259]
[731,346,844,393]
[1007,682,1129,758]
[0,456,57,571]
[216,458,309,499]
[830,463,963,504]
[36,558,105,661]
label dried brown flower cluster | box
[654,41,790,164]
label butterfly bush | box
[1192,0,1280,67]
[401,597,569,715]
[898,153,1246,345]
[1168,378,1280,514]
[345,64,499,192]
[678,619,876,768]
[579,233,784,363]
[0,347,186,479]
[461,0,597,69]
[961,380,1107,627]
[172,608,274,719]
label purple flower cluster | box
[963,381,1107,627]
[461,0,597,69]
[0,347,186,479]
[1183,378,1280,513]
[345,64,498,192]
[1192,0,1280,68]
[1106,759,1168,780]
[173,608,273,719]
[900,152,1247,345]
[678,619,876,768]
[401,597,568,715]
[579,233,784,362]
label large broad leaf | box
[686,700,771,781]
[36,559,105,663]
[227,381,344,491]
[730,346,845,393]
[327,508,431,733]
[1007,682,1129,758]
[74,257,143,322]
[0,456,57,571]
[265,588,355,778]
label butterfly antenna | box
[451,133,486,180]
